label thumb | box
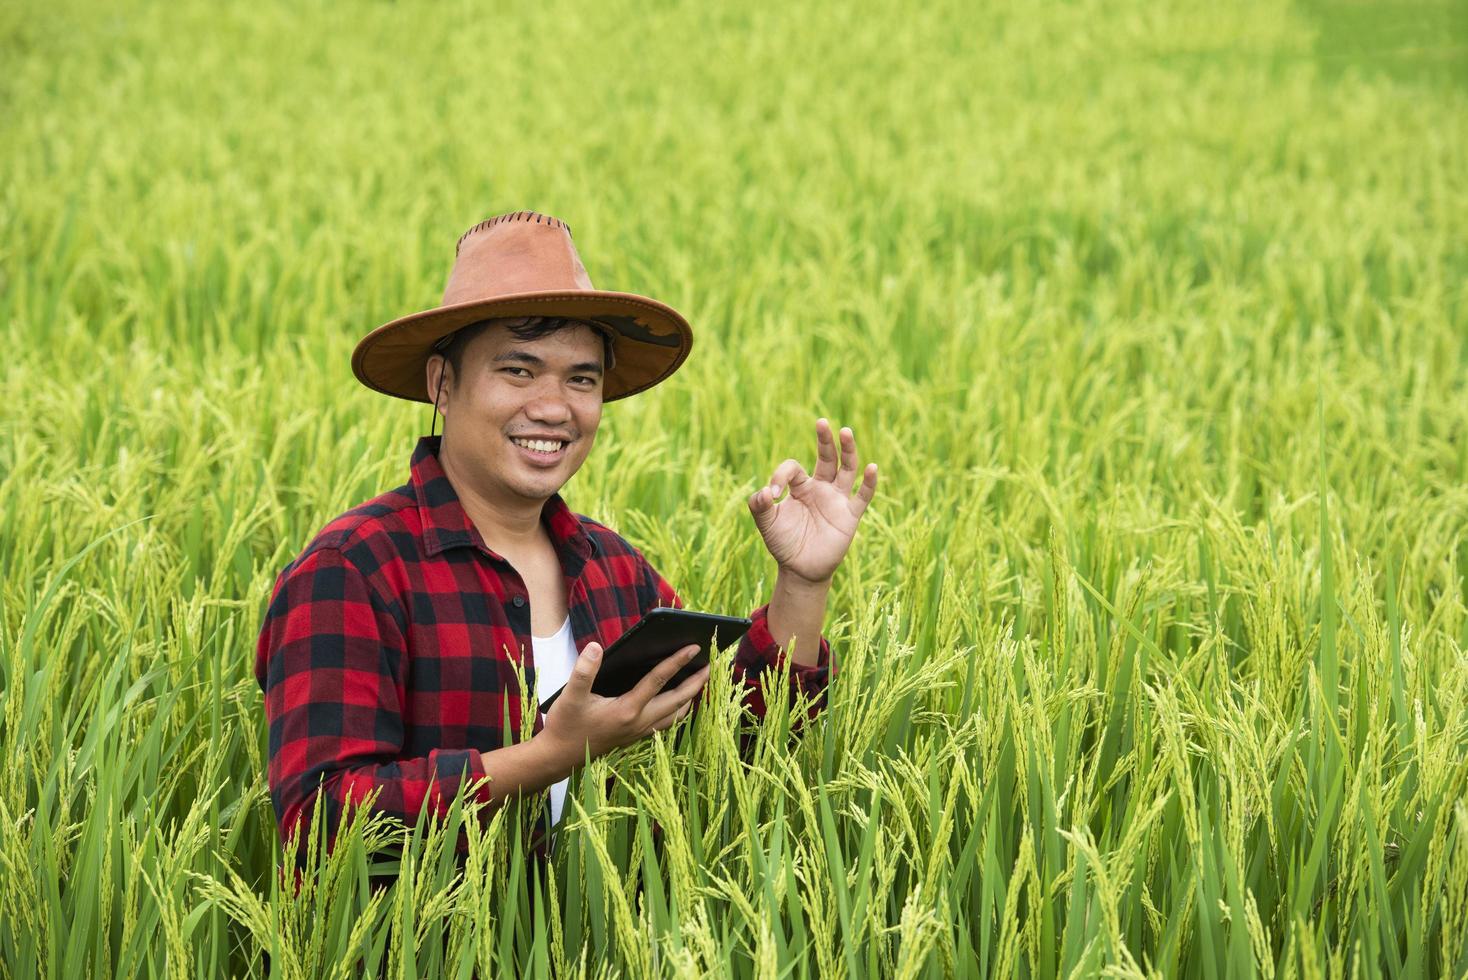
[747,485,778,533]
[565,641,603,699]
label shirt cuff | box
[456,749,498,807]
[737,602,833,687]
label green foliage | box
[2,0,1467,975]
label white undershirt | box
[532,616,577,826]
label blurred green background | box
[2,0,1467,975]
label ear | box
[425,353,451,417]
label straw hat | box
[352,211,692,402]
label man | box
[255,211,878,856]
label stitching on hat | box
[455,211,571,254]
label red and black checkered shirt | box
[254,436,833,848]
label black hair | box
[433,315,616,383]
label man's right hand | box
[540,641,710,770]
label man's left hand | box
[748,418,878,584]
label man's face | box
[434,322,605,504]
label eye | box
[502,367,531,378]
[571,376,598,387]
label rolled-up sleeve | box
[641,562,834,726]
[254,547,493,850]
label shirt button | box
[512,595,526,608]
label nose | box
[523,387,573,426]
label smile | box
[510,436,570,462]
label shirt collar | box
[409,436,594,572]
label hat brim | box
[351,290,692,403]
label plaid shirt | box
[255,435,833,849]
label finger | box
[812,418,838,482]
[649,678,703,730]
[562,641,603,702]
[852,463,878,518]
[748,484,778,533]
[626,643,701,707]
[768,459,810,501]
[650,697,696,733]
[654,701,692,730]
[645,663,710,719]
[834,426,860,493]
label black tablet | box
[539,607,752,712]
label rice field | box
[3,0,1468,976]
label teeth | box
[513,438,564,454]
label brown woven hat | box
[352,211,692,403]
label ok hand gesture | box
[747,418,878,585]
